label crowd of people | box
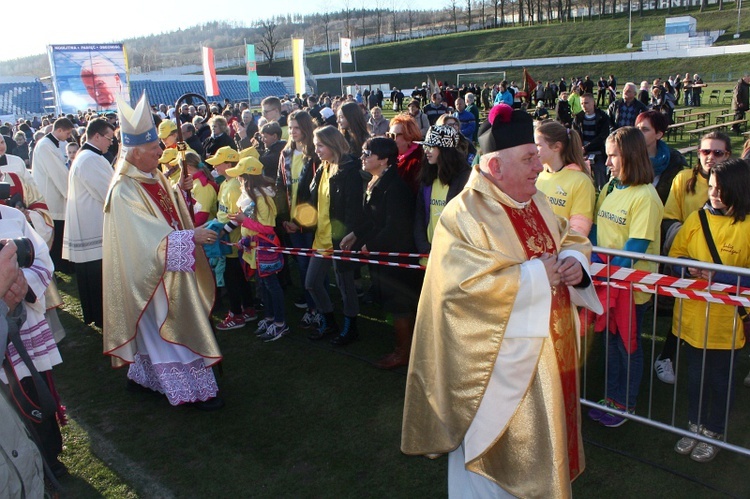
[1,70,750,495]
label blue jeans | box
[605,303,649,410]
[259,273,285,323]
[686,344,735,434]
[288,230,316,309]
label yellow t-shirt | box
[239,190,278,268]
[669,210,749,349]
[217,177,242,257]
[420,179,450,266]
[313,164,333,251]
[536,167,595,226]
[596,182,664,304]
[290,150,304,216]
[663,169,708,223]
[192,180,218,221]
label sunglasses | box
[422,144,435,152]
[386,132,403,139]
[699,149,728,157]
[361,150,372,157]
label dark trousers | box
[51,220,71,273]
[223,256,253,315]
[75,259,103,327]
[259,273,285,323]
[686,344,735,434]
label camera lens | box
[0,238,36,268]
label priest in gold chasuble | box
[402,104,603,498]
[103,93,224,410]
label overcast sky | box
[1,0,434,63]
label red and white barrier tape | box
[261,246,426,270]
[591,263,750,295]
[594,280,750,308]
[251,245,749,306]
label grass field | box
[51,238,750,498]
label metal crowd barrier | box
[580,246,750,457]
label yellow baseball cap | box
[239,146,260,160]
[158,148,179,165]
[205,146,240,166]
[158,147,197,166]
[157,120,177,139]
[225,156,263,177]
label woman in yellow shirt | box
[307,126,364,346]
[588,126,664,428]
[668,158,750,462]
[656,132,732,384]
[413,125,471,266]
[534,120,596,237]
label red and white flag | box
[202,46,219,97]
[340,38,352,64]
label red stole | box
[501,200,581,480]
[140,181,183,230]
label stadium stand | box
[0,80,46,116]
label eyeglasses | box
[102,134,114,142]
[422,145,434,152]
[361,150,372,157]
[699,149,728,157]
[386,132,403,139]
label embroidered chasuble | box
[501,200,581,480]
[402,166,600,499]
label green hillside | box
[238,6,750,92]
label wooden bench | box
[686,119,748,144]
[676,111,710,123]
[714,112,736,124]
[676,107,693,116]
[666,118,706,141]
[677,145,700,166]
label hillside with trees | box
[0,0,743,79]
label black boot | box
[330,315,359,346]
[308,312,338,340]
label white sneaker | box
[654,356,676,384]
[260,323,290,342]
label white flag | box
[340,38,352,64]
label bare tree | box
[390,0,400,41]
[360,3,367,44]
[700,0,707,11]
[375,0,384,42]
[343,0,353,37]
[257,20,281,69]
[447,0,459,32]
[407,9,417,37]
[480,0,486,27]
[466,0,473,28]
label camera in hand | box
[0,184,35,269]
[0,238,35,269]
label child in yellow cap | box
[206,146,257,330]
[228,156,287,341]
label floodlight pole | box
[735,0,742,39]
[626,0,633,48]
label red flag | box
[523,68,537,94]
[202,47,219,97]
